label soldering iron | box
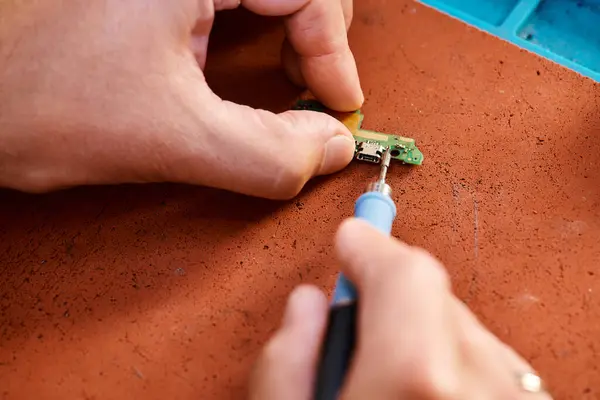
[314,147,397,400]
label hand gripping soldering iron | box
[314,147,397,400]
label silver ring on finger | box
[517,371,545,393]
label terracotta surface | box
[1,1,599,399]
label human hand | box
[0,0,362,199]
[249,218,552,399]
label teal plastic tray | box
[418,0,600,82]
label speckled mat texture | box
[1,1,599,399]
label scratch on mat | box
[473,196,479,260]
[466,194,479,302]
[133,366,145,380]
[451,183,460,242]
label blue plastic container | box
[417,0,600,82]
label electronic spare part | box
[292,99,424,166]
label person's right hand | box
[249,218,552,399]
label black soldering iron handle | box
[313,301,358,400]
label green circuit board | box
[292,99,424,165]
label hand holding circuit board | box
[292,99,424,167]
[0,1,362,201]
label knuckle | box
[401,361,460,399]
[272,159,318,199]
[259,332,306,374]
[260,335,287,366]
[335,218,361,246]
[7,169,61,194]
[269,159,309,200]
[256,111,319,200]
[406,248,450,289]
[457,325,489,353]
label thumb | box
[249,285,328,400]
[161,88,355,199]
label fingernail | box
[318,135,355,176]
[358,89,365,107]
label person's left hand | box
[0,0,362,199]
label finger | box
[281,0,354,89]
[190,1,216,70]
[242,0,363,111]
[498,346,552,399]
[249,285,328,400]
[214,0,242,11]
[281,38,305,88]
[334,218,461,399]
[341,0,353,29]
[190,0,243,69]
[501,354,553,399]
[452,298,553,399]
[284,0,362,111]
[160,79,355,199]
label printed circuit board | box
[292,99,424,166]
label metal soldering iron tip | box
[367,147,392,196]
[378,147,391,183]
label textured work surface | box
[1,1,599,399]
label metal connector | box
[356,141,384,163]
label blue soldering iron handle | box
[355,191,397,232]
[332,191,397,303]
[314,191,396,400]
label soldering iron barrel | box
[354,191,396,235]
[331,191,396,304]
[313,301,358,400]
[315,176,397,400]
